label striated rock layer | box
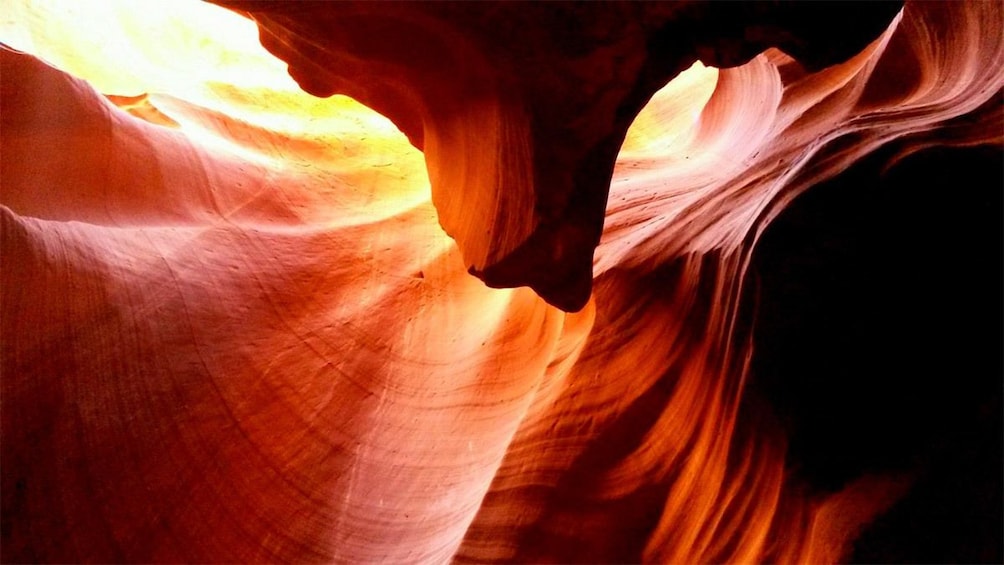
[215,0,905,312]
[1,0,1002,563]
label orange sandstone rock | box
[1,1,1001,563]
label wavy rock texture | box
[1,1,1001,563]
[215,0,904,312]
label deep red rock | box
[216,1,903,311]
[1,1,1000,563]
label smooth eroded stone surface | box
[215,0,904,311]
[1,0,1001,562]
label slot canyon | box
[1,0,1001,562]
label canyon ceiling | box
[1,0,1002,563]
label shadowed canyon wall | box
[1,1,1001,563]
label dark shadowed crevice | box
[748,144,1003,562]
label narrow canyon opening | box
[2,1,1001,563]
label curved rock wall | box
[1,0,1001,562]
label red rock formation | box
[215,0,904,312]
[1,0,1001,563]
